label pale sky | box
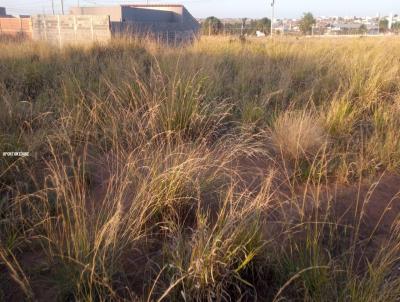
[1,0,399,19]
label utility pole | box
[61,0,64,15]
[270,0,275,36]
[51,0,55,15]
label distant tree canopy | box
[202,16,223,35]
[202,17,271,36]
[299,12,316,35]
[392,22,400,33]
[255,18,271,34]
[379,19,389,33]
[359,24,368,34]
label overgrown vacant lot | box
[1,36,400,301]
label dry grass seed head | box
[272,110,326,161]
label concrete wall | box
[116,5,200,36]
[31,15,111,46]
[0,17,32,37]
[181,6,200,33]
[70,6,122,22]
[124,5,183,22]
[69,4,200,43]
[70,5,199,32]
[121,7,177,23]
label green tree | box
[392,22,400,34]
[379,19,389,33]
[358,24,368,35]
[202,16,223,35]
[256,18,272,34]
[299,12,316,35]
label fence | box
[111,21,198,45]
[156,30,197,45]
[0,18,32,38]
[31,15,111,46]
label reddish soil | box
[2,151,400,301]
[235,153,400,267]
[330,174,400,259]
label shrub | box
[271,110,327,161]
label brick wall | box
[0,18,32,38]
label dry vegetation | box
[1,36,400,301]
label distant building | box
[327,23,379,35]
[70,4,200,42]
[0,7,17,18]
[388,13,393,29]
[256,30,266,37]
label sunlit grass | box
[0,36,400,301]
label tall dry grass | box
[0,36,400,301]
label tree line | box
[201,16,272,36]
[201,13,317,36]
[201,13,400,36]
